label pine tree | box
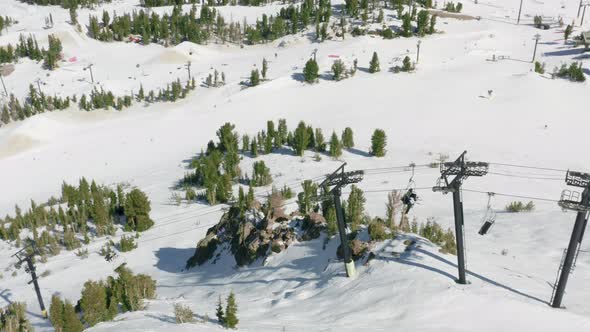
[250,69,260,86]
[124,189,153,232]
[242,134,250,153]
[62,300,83,332]
[137,84,145,101]
[401,13,412,37]
[297,180,318,214]
[250,137,258,157]
[261,58,268,79]
[69,6,78,25]
[331,59,346,81]
[80,280,109,326]
[246,184,255,209]
[1,105,10,124]
[370,129,387,157]
[224,291,239,329]
[325,204,338,237]
[429,14,437,34]
[303,58,319,83]
[341,127,354,149]
[402,55,413,72]
[346,185,366,231]
[49,295,64,332]
[369,51,380,73]
[293,121,310,156]
[417,10,430,36]
[329,131,342,158]
[314,128,326,152]
[215,295,225,326]
[564,24,573,43]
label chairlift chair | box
[478,192,497,235]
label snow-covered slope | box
[1,0,590,331]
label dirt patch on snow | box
[52,30,82,48]
[0,134,38,159]
[0,64,15,76]
[148,49,192,65]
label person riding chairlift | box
[402,188,418,214]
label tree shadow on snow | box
[154,247,197,273]
[195,313,219,325]
[145,313,176,324]
[158,236,339,290]
[346,148,371,157]
[544,47,586,57]
[1,288,48,322]
[291,72,306,82]
[357,67,372,74]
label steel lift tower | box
[318,163,364,278]
[551,170,590,308]
[433,151,489,284]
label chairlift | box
[402,164,419,214]
[478,192,497,235]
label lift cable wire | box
[487,162,569,173]
[487,171,565,181]
[14,163,573,265]
[460,188,560,203]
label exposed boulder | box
[186,233,220,268]
[337,239,369,261]
[301,213,326,241]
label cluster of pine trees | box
[142,0,292,7]
[183,123,241,205]
[0,302,33,332]
[0,16,14,35]
[0,178,153,257]
[444,1,463,13]
[181,120,357,205]
[49,265,156,331]
[295,180,366,235]
[215,291,239,329]
[18,0,110,8]
[0,75,197,127]
[1,85,71,126]
[142,0,193,6]
[79,77,196,112]
[0,33,63,67]
[87,1,330,46]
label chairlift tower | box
[432,151,489,284]
[551,170,590,308]
[317,163,364,278]
[12,242,47,318]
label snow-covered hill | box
[1,0,590,331]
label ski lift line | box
[487,171,565,181]
[362,168,438,176]
[341,187,433,194]
[488,162,569,173]
[461,189,559,203]
[361,164,432,172]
